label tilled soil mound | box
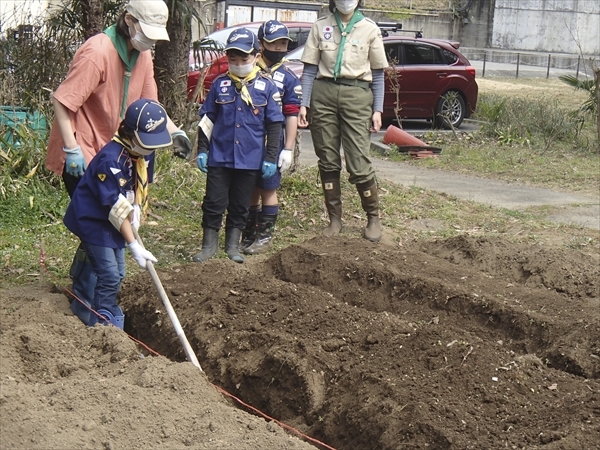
[1,235,599,450]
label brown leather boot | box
[320,169,342,236]
[357,179,381,242]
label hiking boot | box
[192,228,219,262]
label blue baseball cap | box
[225,27,259,53]
[124,99,172,149]
[258,20,292,42]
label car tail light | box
[466,66,476,77]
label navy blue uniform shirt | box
[64,139,154,249]
[200,72,285,169]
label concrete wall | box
[492,0,600,56]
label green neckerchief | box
[104,24,140,119]
[332,10,364,80]
[257,56,287,76]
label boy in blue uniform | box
[241,20,302,255]
[64,99,172,329]
[194,28,284,264]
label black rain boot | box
[243,214,276,255]
[320,169,342,236]
[192,228,219,262]
[225,228,244,263]
[357,179,382,242]
[239,212,258,251]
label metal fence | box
[460,49,597,79]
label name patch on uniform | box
[323,25,333,40]
[110,167,121,175]
[98,173,106,182]
[254,80,266,91]
[119,178,127,187]
[273,71,285,82]
[220,80,232,87]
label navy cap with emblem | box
[258,20,292,42]
[124,99,172,149]
[225,27,259,53]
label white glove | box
[130,205,141,233]
[277,149,293,173]
[128,240,157,270]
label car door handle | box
[437,72,447,77]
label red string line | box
[38,247,337,450]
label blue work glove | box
[63,146,86,177]
[262,161,276,179]
[171,130,192,160]
[197,152,208,173]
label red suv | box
[282,35,477,129]
[188,25,478,129]
[187,22,312,101]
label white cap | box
[126,0,170,41]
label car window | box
[287,27,310,50]
[384,43,401,65]
[402,43,444,65]
[441,48,458,64]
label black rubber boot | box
[320,169,342,236]
[357,179,382,242]
[243,214,277,255]
[239,212,258,251]
[192,228,219,262]
[225,228,244,263]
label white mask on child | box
[131,144,153,156]
[335,0,359,14]
[229,62,255,78]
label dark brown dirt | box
[2,234,599,449]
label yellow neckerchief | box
[113,134,148,215]
[257,56,287,76]
[228,66,261,107]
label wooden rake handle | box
[133,229,202,371]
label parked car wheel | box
[434,90,466,129]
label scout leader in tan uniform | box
[298,0,388,242]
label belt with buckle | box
[322,77,370,89]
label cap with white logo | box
[225,27,259,53]
[258,20,292,42]
[124,99,172,148]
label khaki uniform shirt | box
[301,14,388,82]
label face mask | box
[130,23,156,52]
[229,62,255,78]
[262,48,287,63]
[335,0,359,14]
[131,144,154,156]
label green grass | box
[2,153,598,289]
[383,136,600,196]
